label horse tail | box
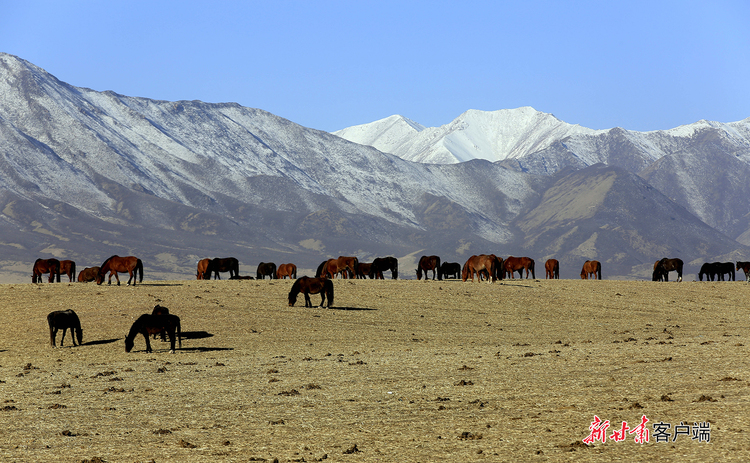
[392,259,398,280]
[326,279,334,308]
[136,259,144,283]
[70,261,77,282]
[176,316,182,349]
[530,259,536,279]
[435,256,442,280]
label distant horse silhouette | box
[356,262,372,279]
[371,257,399,279]
[77,266,100,283]
[462,255,498,283]
[32,258,61,283]
[125,313,181,353]
[440,262,461,280]
[206,257,239,280]
[196,258,211,280]
[504,256,535,279]
[416,255,441,280]
[96,255,143,286]
[59,260,76,282]
[276,263,297,279]
[47,309,82,347]
[545,259,559,279]
[652,258,683,282]
[699,262,734,281]
[580,260,602,280]
[288,276,334,308]
[257,262,277,280]
[736,261,750,282]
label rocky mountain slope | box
[0,53,747,282]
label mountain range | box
[0,52,748,282]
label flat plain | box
[0,277,748,462]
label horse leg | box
[319,292,326,308]
[50,327,57,347]
[60,328,67,347]
[142,332,152,353]
[168,329,176,353]
[304,292,312,308]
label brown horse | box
[32,258,61,283]
[276,263,297,279]
[580,260,602,280]
[196,258,211,280]
[125,313,181,353]
[257,262,277,280]
[59,260,76,282]
[416,255,441,280]
[737,261,750,282]
[77,266,100,283]
[545,259,559,279]
[96,255,143,286]
[321,257,358,279]
[206,257,239,280]
[371,257,399,279]
[504,256,535,279]
[652,258,683,282]
[47,309,82,347]
[356,262,372,279]
[288,277,334,308]
[462,255,498,283]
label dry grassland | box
[0,277,749,462]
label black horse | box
[205,257,239,280]
[288,277,334,308]
[652,258,683,282]
[439,262,461,279]
[699,262,735,281]
[371,257,399,279]
[47,309,83,347]
[125,313,182,353]
[257,262,277,280]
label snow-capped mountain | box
[0,52,747,282]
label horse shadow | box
[82,338,120,346]
[179,347,234,353]
[327,306,376,311]
[179,331,213,340]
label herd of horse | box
[32,255,143,286]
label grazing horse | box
[59,260,76,282]
[288,277,334,308]
[462,255,498,283]
[652,258,683,282]
[125,313,182,353]
[440,262,461,280]
[206,257,239,280]
[276,263,297,279]
[545,259,559,279]
[416,255,441,280]
[257,262,277,280]
[321,258,352,279]
[96,255,143,286]
[580,260,602,280]
[504,256,535,279]
[371,257,399,280]
[736,261,750,282]
[356,262,373,279]
[196,258,211,280]
[700,262,735,281]
[32,258,61,283]
[77,266,100,283]
[47,309,82,347]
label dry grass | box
[0,278,748,462]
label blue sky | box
[3,1,748,132]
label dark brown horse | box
[545,259,559,279]
[504,256,535,279]
[196,258,211,280]
[440,262,461,280]
[32,258,61,283]
[77,266,100,283]
[59,260,76,282]
[371,257,399,279]
[47,309,82,347]
[288,277,334,308]
[206,257,239,280]
[276,263,297,279]
[699,262,734,281]
[257,262,277,280]
[416,255,441,280]
[125,313,181,353]
[462,255,498,283]
[96,255,143,285]
[580,260,602,280]
[652,258,683,282]
[736,261,750,282]
[356,262,372,279]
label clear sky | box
[2,1,748,132]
